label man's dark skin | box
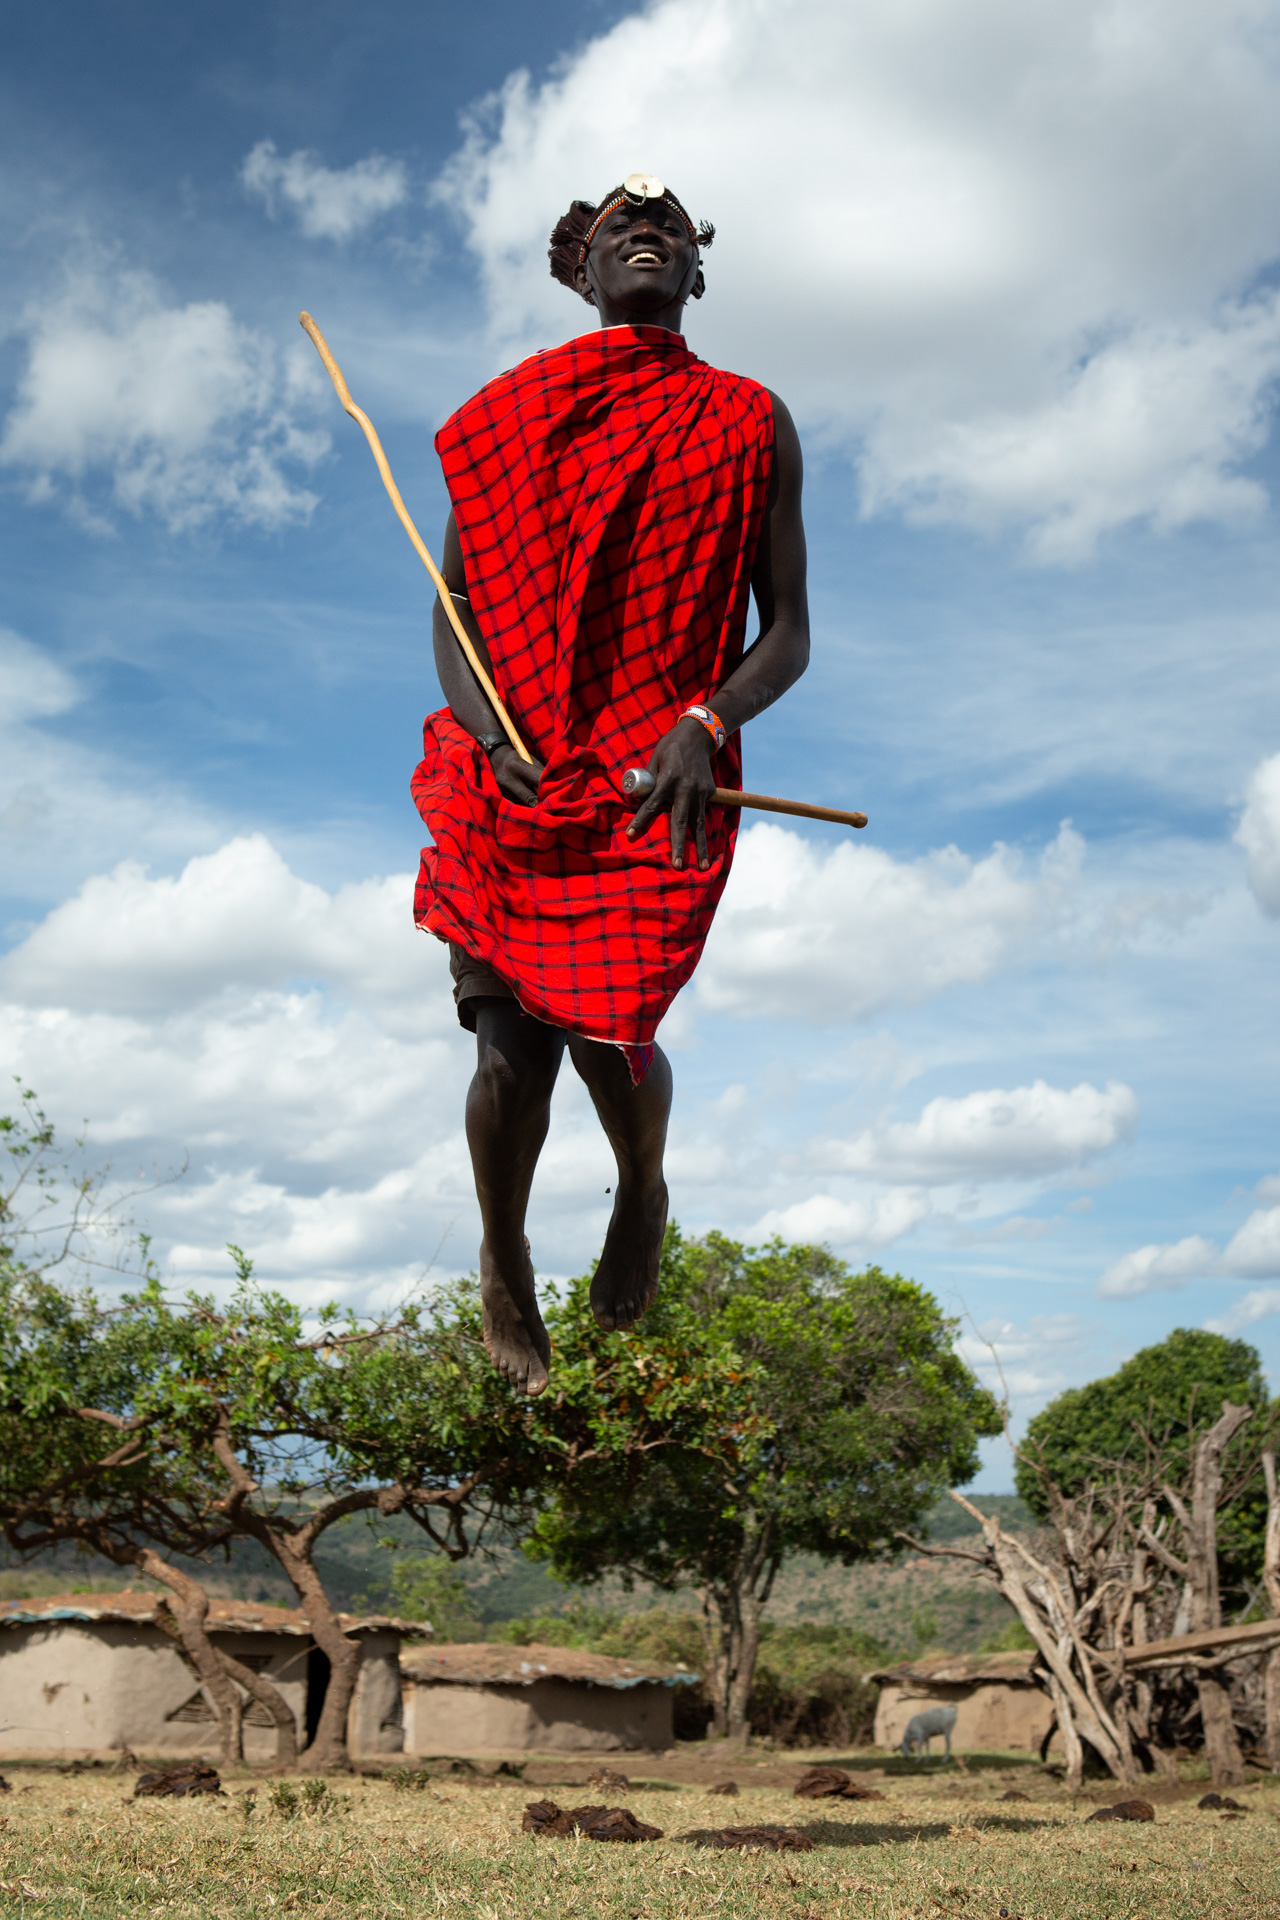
[432,190,810,1395]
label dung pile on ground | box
[521,1800,662,1842]
[999,1790,1031,1802]
[1084,1798,1154,1823]
[134,1764,223,1799]
[696,1824,814,1852]
[708,1780,739,1796]
[794,1765,884,1801]
[1199,1792,1246,1811]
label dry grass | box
[2,1753,1278,1918]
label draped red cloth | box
[411,325,773,1074]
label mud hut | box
[402,1642,699,1755]
[870,1650,1056,1753]
[0,1591,424,1761]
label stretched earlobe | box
[691,269,706,302]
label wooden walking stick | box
[298,311,532,765]
[623,767,867,830]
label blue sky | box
[4,0,1280,1488]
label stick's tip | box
[299,311,313,328]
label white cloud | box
[863,294,1280,564]
[749,1188,931,1251]
[825,1079,1138,1185]
[1237,751,1280,915]
[0,835,425,1020]
[0,627,78,726]
[437,0,1280,556]
[241,142,408,241]
[0,268,328,532]
[1097,1234,1220,1298]
[696,821,1083,1023]
[1222,1204,1280,1278]
[958,1312,1099,1405]
[0,628,221,908]
[1204,1288,1280,1335]
[1097,1175,1280,1297]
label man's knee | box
[471,1006,563,1112]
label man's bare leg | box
[466,999,566,1394]
[567,1037,672,1331]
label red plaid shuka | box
[411,325,774,1076]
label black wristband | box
[478,731,508,759]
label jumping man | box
[411,173,810,1393]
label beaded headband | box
[578,171,700,262]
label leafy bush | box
[748,1623,888,1747]
[490,1605,888,1746]
[388,1556,483,1641]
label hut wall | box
[0,1620,307,1761]
[404,1677,674,1755]
[347,1629,405,1757]
[874,1680,1056,1754]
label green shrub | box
[388,1556,483,1641]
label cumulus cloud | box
[748,1188,930,1250]
[0,268,328,531]
[1204,1288,1280,1335]
[437,0,1280,556]
[1097,1234,1220,1298]
[1237,752,1280,915]
[0,835,425,1020]
[1098,1198,1280,1297]
[823,1079,1138,1185]
[696,820,1083,1023]
[241,142,408,241]
[0,835,628,1299]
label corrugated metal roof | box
[868,1649,1040,1686]
[402,1640,699,1690]
[0,1591,428,1638]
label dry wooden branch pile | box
[903,1406,1280,1789]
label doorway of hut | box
[305,1646,331,1750]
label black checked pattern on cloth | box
[411,326,774,1071]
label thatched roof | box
[402,1640,698,1690]
[0,1591,428,1638]
[868,1649,1040,1687]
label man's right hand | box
[489,742,544,807]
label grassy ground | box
[2,1749,1277,1919]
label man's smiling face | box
[575,196,702,317]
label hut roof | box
[402,1640,698,1690]
[868,1649,1040,1687]
[0,1591,428,1638]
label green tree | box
[510,1229,1001,1741]
[92,1255,542,1768]
[1015,1328,1271,1594]
[387,1556,483,1641]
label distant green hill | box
[1,1488,1031,1655]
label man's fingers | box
[626,792,663,837]
[669,790,690,870]
[694,796,710,871]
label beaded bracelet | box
[679,704,727,751]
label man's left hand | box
[625,718,715,870]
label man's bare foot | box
[479,1238,551,1395]
[589,1179,668,1331]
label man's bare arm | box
[626,392,810,868]
[432,511,543,806]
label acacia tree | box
[490,1229,1001,1742]
[95,1255,542,1769]
[0,1266,304,1766]
[1,1094,297,1764]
